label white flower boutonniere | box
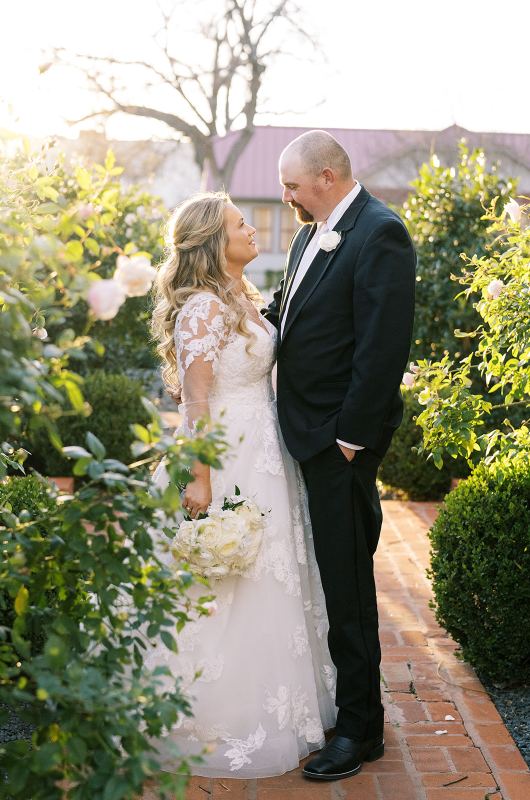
[318,230,341,252]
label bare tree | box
[49,0,317,190]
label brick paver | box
[143,500,529,799]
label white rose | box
[114,254,156,297]
[504,198,522,223]
[218,538,240,557]
[487,279,505,299]
[197,518,218,542]
[202,600,218,616]
[402,372,416,387]
[32,327,48,340]
[87,279,126,321]
[318,231,341,252]
[124,212,136,225]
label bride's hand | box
[183,474,212,519]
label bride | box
[148,192,336,778]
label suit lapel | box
[280,187,371,345]
[279,223,316,320]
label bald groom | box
[263,130,416,781]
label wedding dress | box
[148,291,336,778]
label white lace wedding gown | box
[148,291,336,778]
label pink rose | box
[77,203,95,220]
[87,279,126,320]
[402,372,416,387]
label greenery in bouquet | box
[0,143,229,799]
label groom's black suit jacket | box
[264,187,416,463]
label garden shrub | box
[0,144,227,797]
[0,476,58,656]
[403,142,515,362]
[428,457,530,683]
[26,371,151,476]
[379,391,454,499]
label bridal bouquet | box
[171,488,265,578]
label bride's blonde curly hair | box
[151,191,262,396]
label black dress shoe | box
[302,734,384,781]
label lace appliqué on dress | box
[176,293,233,378]
[264,686,323,744]
[223,724,267,771]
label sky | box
[1,0,529,142]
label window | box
[253,206,273,252]
[280,206,300,251]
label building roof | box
[210,124,530,200]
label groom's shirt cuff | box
[336,439,365,451]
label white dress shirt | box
[281,182,364,453]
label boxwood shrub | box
[26,370,151,476]
[428,457,530,683]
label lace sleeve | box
[175,293,229,433]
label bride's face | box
[224,203,258,273]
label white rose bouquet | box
[171,487,265,578]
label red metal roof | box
[208,124,530,199]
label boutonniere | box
[318,230,341,252]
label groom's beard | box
[290,203,314,224]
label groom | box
[264,130,416,780]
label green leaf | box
[103,775,130,800]
[63,446,91,460]
[14,585,29,615]
[86,431,106,460]
[65,240,84,262]
[160,630,178,652]
[84,238,100,256]
[75,167,91,190]
[104,149,116,171]
[131,424,150,444]
[73,456,92,476]
[65,379,85,412]
[66,735,87,764]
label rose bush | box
[410,197,529,469]
[0,143,227,799]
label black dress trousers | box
[301,442,384,741]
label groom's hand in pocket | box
[337,443,356,462]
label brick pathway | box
[144,500,530,800]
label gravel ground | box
[0,704,33,743]
[479,678,530,767]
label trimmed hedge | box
[379,392,455,500]
[429,458,530,683]
[26,370,150,476]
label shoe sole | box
[302,741,384,781]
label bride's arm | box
[176,294,227,517]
